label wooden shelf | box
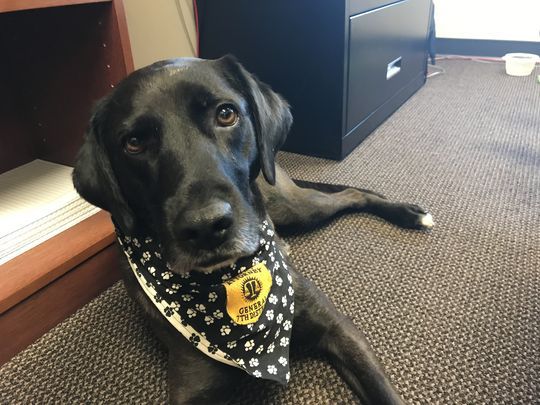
[0,243,122,366]
[0,0,110,13]
[0,210,116,314]
[0,0,133,364]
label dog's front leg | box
[167,344,245,405]
[291,270,405,405]
[258,165,434,233]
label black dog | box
[73,56,433,404]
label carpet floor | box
[1,60,539,404]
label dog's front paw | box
[419,211,434,229]
[389,204,434,230]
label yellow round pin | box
[224,263,273,325]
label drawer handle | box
[387,57,402,80]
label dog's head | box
[73,56,292,273]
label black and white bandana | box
[115,220,294,385]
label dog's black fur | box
[73,56,432,404]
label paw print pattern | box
[141,251,151,263]
[161,271,173,280]
[164,307,174,317]
[249,358,259,367]
[115,218,294,384]
[189,333,200,347]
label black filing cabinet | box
[198,0,433,159]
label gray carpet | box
[1,60,539,404]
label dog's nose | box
[176,200,234,249]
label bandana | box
[115,220,294,385]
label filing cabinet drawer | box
[349,0,398,16]
[346,0,430,132]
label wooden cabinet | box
[0,0,132,365]
[198,0,433,159]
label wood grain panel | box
[0,211,115,314]
[0,244,121,366]
[112,0,134,74]
[0,0,110,13]
[0,1,132,171]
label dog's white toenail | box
[420,213,434,228]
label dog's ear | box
[72,98,135,233]
[217,55,293,185]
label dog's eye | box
[124,136,145,154]
[216,104,239,127]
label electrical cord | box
[427,64,446,78]
[174,0,198,56]
[428,55,503,78]
[435,55,504,63]
[193,0,200,57]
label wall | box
[123,0,196,69]
[433,0,540,42]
